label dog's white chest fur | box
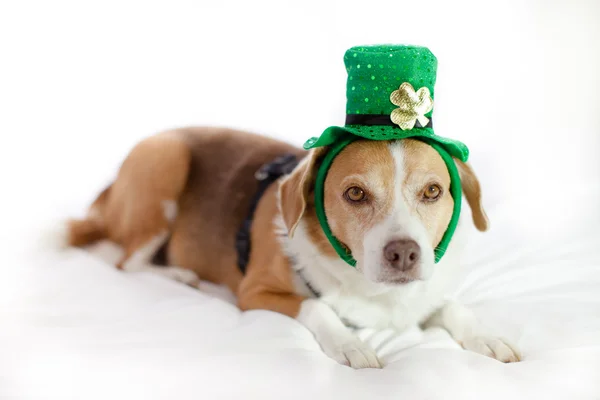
[284,220,466,331]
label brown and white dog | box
[66,127,520,368]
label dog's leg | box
[119,230,199,286]
[423,301,520,362]
[296,299,382,369]
[240,289,381,369]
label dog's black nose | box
[383,240,421,271]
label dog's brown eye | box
[344,186,366,203]
[423,184,442,201]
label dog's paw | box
[324,339,382,369]
[162,267,200,286]
[123,262,200,287]
[462,336,521,363]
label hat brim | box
[304,125,469,162]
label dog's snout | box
[383,240,421,271]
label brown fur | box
[278,147,326,237]
[278,147,338,258]
[237,183,304,316]
[454,159,489,231]
[67,218,106,247]
[68,127,305,297]
[401,139,454,247]
[320,140,396,265]
[67,186,111,246]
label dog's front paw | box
[462,336,521,363]
[323,338,382,369]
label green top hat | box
[305,44,468,160]
[303,44,468,267]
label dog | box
[66,126,520,368]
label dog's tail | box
[66,185,111,247]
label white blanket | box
[2,0,599,398]
[2,183,600,400]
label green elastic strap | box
[313,136,462,267]
[422,138,462,262]
[314,135,359,266]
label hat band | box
[345,114,433,128]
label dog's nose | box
[383,240,421,271]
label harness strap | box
[235,154,299,274]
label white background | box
[1,0,599,229]
[1,1,600,399]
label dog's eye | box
[422,184,442,201]
[344,186,367,203]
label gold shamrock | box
[390,82,434,130]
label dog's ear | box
[279,148,326,237]
[454,159,489,232]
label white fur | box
[288,217,462,332]
[121,231,169,272]
[161,199,178,223]
[296,299,381,368]
[118,198,199,285]
[121,231,199,286]
[423,301,520,362]
[285,143,519,367]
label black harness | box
[235,153,299,275]
[235,153,320,298]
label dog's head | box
[279,138,488,285]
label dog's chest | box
[281,218,463,332]
[291,251,453,331]
[315,271,447,331]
